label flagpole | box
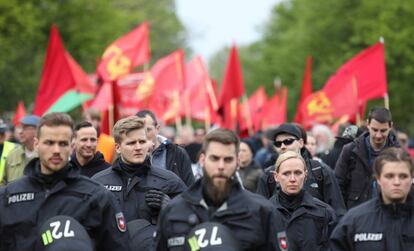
[384,93,389,110]
[108,105,114,136]
[185,92,192,127]
[242,95,254,136]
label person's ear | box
[273,171,279,183]
[199,153,205,167]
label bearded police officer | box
[155,128,283,250]
[330,147,414,251]
[0,112,128,251]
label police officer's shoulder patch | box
[277,231,288,251]
[115,212,126,232]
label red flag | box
[239,86,267,132]
[260,87,287,129]
[324,42,387,103]
[136,50,185,123]
[33,25,94,116]
[294,56,313,123]
[97,22,150,82]
[65,52,96,94]
[183,57,219,123]
[219,45,245,106]
[218,45,245,130]
[13,101,26,126]
[300,75,358,128]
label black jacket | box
[0,158,128,251]
[70,151,111,178]
[92,157,187,223]
[155,178,284,250]
[330,194,414,251]
[238,160,263,192]
[164,143,195,187]
[335,131,400,209]
[256,150,346,217]
[270,190,337,251]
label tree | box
[239,0,414,134]
[0,0,188,113]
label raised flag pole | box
[184,92,192,127]
[108,105,114,136]
[384,93,390,110]
[379,36,390,111]
[242,95,254,136]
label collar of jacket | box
[70,151,106,169]
[111,156,151,174]
[377,191,414,215]
[23,158,80,182]
[182,177,243,209]
[272,190,322,215]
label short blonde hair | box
[274,151,306,173]
[113,116,146,144]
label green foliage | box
[235,0,414,134]
[0,0,188,113]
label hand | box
[145,189,171,211]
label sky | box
[176,0,279,62]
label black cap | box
[184,222,240,251]
[241,138,258,156]
[127,219,156,250]
[38,216,93,251]
[267,123,301,141]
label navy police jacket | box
[330,193,414,251]
[155,178,284,250]
[92,157,187,223]
[270,190,337,251]
[0,158,128,251]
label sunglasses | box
[274,138,297,148]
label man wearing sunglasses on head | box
[257,123,346,217]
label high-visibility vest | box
[0,141,17,182]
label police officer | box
[256,123,346,217]
[92,116,187,247]
[0,112,128,251]
[155,128,283,250]
[271,151,337,250]
[330,147,414,251]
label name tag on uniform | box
[8,192,35,205]
[104,185,122,191]
[168,236,185,247]
[354,233,383,242]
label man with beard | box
[70,121,110,177]
[155,128,283,250]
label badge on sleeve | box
[277,231,288,251]
[115,212,126,232]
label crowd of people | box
[0,106,413,250]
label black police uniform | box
[92,157,187,223]
[330,193,414,251]
[0,158,128,251]
[270,190,337,251]
[257,149,346,217]
[155,178,284,250]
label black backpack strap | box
[310,160,324,196]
